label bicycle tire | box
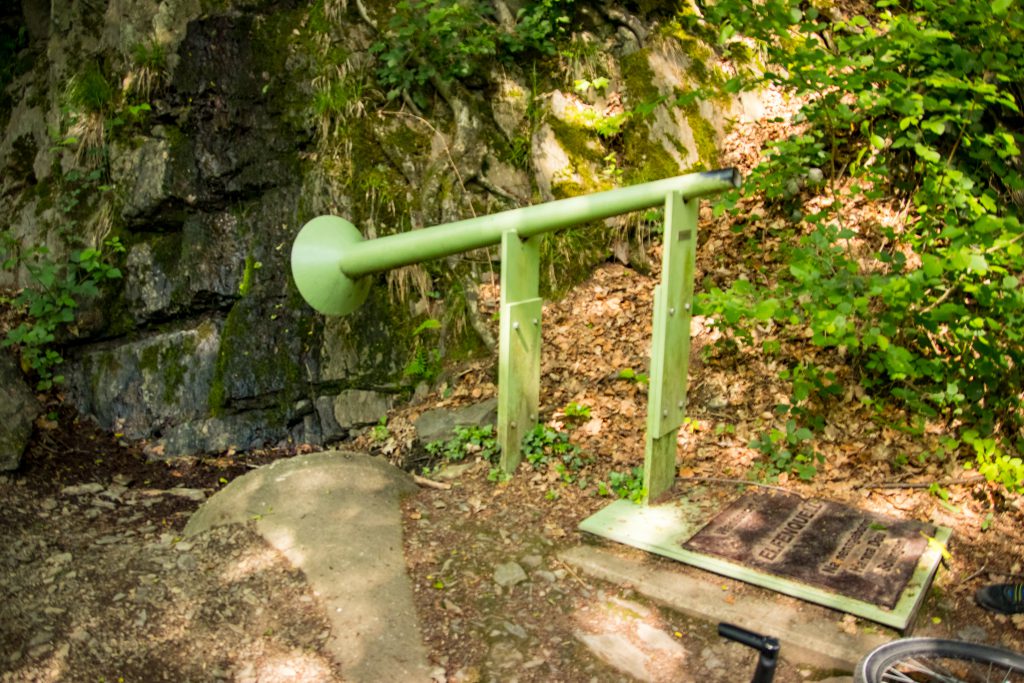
[855,637,1024,683]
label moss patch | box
[237,254,260,297]
[619,50,662,108]
[682,105,719,169]
[621,123,683,184]
[208,296,312,417]
[138,333,199,405]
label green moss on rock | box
[238,254,259,296]
[684,105,719,169]
[620,50,662,107]
[138,332,199,405]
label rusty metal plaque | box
[682,492,936,609]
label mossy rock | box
[208,295,314,415]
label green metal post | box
[497,230,542,472]
[644,192,698,502]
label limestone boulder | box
[414,398,498,446]
[0,353,40,471]
[333,390,394,430]
[66,320,222,441]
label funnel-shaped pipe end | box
[291,215,371,316]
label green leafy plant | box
[404,318,442,383]
[749,419,823,482]
[573,76,609,95]
[370,0,499,104]
[563,106,630,139]
[598,466,646,503]
[962,429,1024,494]
[425,424,499,463]
[500,0,574,55]
[562,401,591,421]
[616,367,649,385]
[372,416,390,442]
[602,152,623,180]
[3,237,124,390]
[487,466,513,483]
[107,102,152,137]
[370,0,576,104]
[714,422,736,437]
[521,424,589,485]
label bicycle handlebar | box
[718,623,780,653]
[718,623,781,683]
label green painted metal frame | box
[291,169,740,490]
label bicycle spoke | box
[882,654,1022,683]
[882,656,960,683]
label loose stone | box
[167,487,206,502]
[534,570,557,583]
[520,554,543,568]
[493,561,528,588]
[61,483,105,496]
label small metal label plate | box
[682,492,936,609]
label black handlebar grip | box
[718,623,781,654]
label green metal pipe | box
[337,168,739,278]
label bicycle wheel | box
[856,638,1024,683]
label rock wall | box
[0,0,762,457]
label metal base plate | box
[682,492,934,610]
[579,493,951,631]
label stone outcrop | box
[414,399,499,447]
[0,1,760,457]
[0,352,40,471]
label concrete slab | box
[559,544,893,672]
[184,451,434,683]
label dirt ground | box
[0,408,345,683]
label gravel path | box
[0,474,343,683]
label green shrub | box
[3,238,124,390]
[370,0,575,104]
[695,0,1024,491]
[598,466,646,503]
[749,419,823,483]
[371,0,498,103]
[522,423,589,485]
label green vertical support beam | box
[497,230,542,472]
[644,192,698,502]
